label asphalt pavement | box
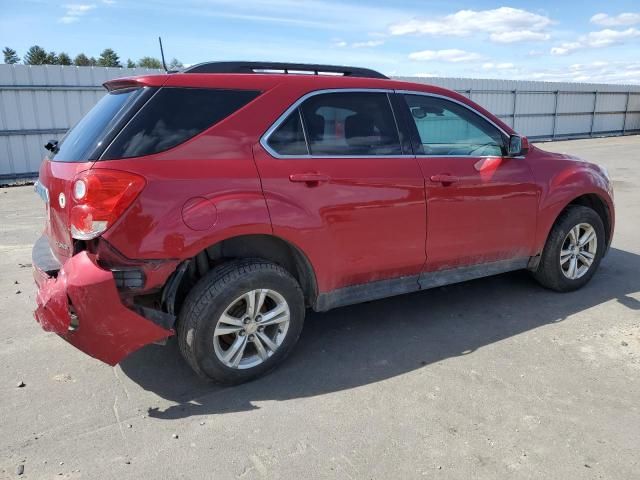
[0,135,638,479]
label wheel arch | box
[164,234,318,317]
[566,194,612,248]
[537,192,612,258]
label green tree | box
[24,45,48,65]
[168,57,183,70]
[126,58,136,68]
[97,48,121,67]
[73,53,91,66]
[45,51,58,65]
[137,56,162,69]
[58,52,72,65]
[3,47,19,64]
[89,57,97,66]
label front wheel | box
[533,205,605,292]
[178,259,305,384]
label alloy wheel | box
[213,289,291,369]
[560,223,597,280]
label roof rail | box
[183,61,388,79]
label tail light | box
[70,169,145,240]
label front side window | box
[102,87,260,159]
[404,94,505,157]
[300,92,401,156]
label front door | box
[254,90,426,294]
[400,92,539,272]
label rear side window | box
[51,87,148,162]
[102,88,260,159]
[300,92,401,156]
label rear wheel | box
[178,259,305,384]
[533,205,605,292]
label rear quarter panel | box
[97,101,274,261]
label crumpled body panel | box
[34,251,173,366]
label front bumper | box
[32,236,173,365]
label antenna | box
[158,36,168,73]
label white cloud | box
[352,40,384,48]
[102,0,116,4]
[59,16,79,24]
[59,3,96,23]
[551,27,640,54]
[490,31,550,43]
[520,61,640,84]
[390,7,552,43]
[64,4,96,15]
[407,72,439,78]
[409,49,483,63]
[482,62,515,70]
[333,39,384,48]
[591,12,640,27]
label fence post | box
[589,91,598,137]
[622,91,631,135]
[552,90,559,140]
[512,90,518,130]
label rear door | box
[253,89,426,293]
[398,92,538,272]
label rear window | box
[50,87,148,163]
[101,87,260,159]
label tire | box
[533,205,605,292]
[178,259,305,384]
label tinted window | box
[266,109,308,155]
[51,88,146,162]
[300,92,401,156]
[102,88,260,159]
[405,94,505,156]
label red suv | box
[33,62,615,384]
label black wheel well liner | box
[165,234,318,316]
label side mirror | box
[507,135,529,157]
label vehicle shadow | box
[119,247,640,419]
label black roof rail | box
[183,61,388,79]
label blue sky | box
[1,0,639,83]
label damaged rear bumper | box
[32,236,174,365]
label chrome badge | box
[58,192,66,209]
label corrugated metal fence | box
[0,65,163,182]
[400,76,640,141]
[1,64,639,182]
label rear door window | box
[102,88,260,159]
[300,92,401,156]
[266,109,308,156]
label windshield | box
[50,87,149,163]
